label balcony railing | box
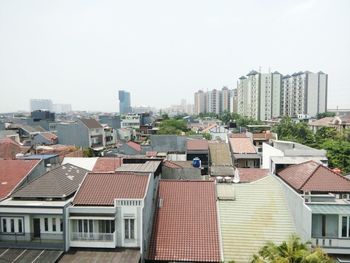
[312,237,350,248]
[0,232,64,249]
[71,232,114,242]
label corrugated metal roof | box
[115,161,161,173]
[209,143,232,166]
[218,175,295,263]
[62,157,99,171]
[308,204,350,214]
[217,184,235,200]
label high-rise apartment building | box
[118,90,131,114]
[194,87,233,115]
[194,90,206,115]
[30,99,53,112]
[237,70,327,120]
[281,71,327,118]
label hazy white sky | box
[0,0,349,112]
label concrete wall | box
[150,135,186,152]
[275,175,312,241]
[262,143,283,170]
[56,122,89,148]
[161,166,201,180]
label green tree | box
[83,148,94,157]
[315,127,338,143]
[202,132,212,140]
[316,112,335,120]
[251,235,333,263]
[158,119,188,135]
[320,139,350,173]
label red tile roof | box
[40,132,58,141]
[148,181,221,262]
[92,157,123,173]
[229,137,256,154]
[73,172,149,206]
[237,168,269,183]
[145,151,157,157]
[230,133,248,138]
[163,160,194,169]
[126,141,142,152]
[187,139,209,151]
[0,138,23,160]
[277,161,350,193]
[0,159,40,200]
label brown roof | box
[126,141,142,152]
[40,132,58,141]
[209,142,233,166]
[163,160,194,169]
[79,118,102,129]
[12,164,89,199]
[229,137,256,154]
[309,117,334,127]
[187,139,209,151]
[277,161,350,193]
[73,172,149,206]
[146,151,157,157]
[253,132,273,140]
[92,157,123,173]
[230,133,248,138]
[0,160,40,200]
[148,180,221,262]
[237,168,269,182]
[0,138,23,160]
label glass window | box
[60,218,63,232]
[124,219,129,239]
[89,220,93,233]
[78,220,82,233]
[52,218,56,232]
[342,216,349,238]
[2,219,7,232]
[124,219,135,239]
[18,219,23,233]
[83,220,88,233]
[130,219,134,239]
[44,218,49,231]
[10,219,15,233]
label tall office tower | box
[118,90,131,114]
[220,87,231,113]
[30,99,53,112]
[281,71,328,117]
[230,88,238,113]
[194,90,207,114]
[207,89,220,114]
[237,70,282,121]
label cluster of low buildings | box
[0,115,350,263]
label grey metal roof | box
[115,161,161,173]
[211,166,234,176]
[12,164,89,199]
[308,204,350,214]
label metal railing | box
[0,232,64,249]
[71,232,114,242]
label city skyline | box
[1,0,350,113]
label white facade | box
[121,114,140,129]
[194,87,233,115]
[207,89,220,114]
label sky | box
[0,0,349,112]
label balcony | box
[0,232,64,249]
[311,237,350,254]
[71,232,114,242]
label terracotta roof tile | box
[229,137,256,154]
[40,132,58,141]
[0,159,40,200]
[0,138,22,159]
[147,180,221,262]
[277,161,350,193]
[187,139,209,151]
[237,168,269,182]
[92,157,123,173]
[73,172,149,206]
[79,118,102,129]
[126,141,142,152]
[230,133,248,138]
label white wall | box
[262,143,283,170]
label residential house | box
[67,171,156,261]
[209,142,234,177]
[262,140,328,173]
[276,161,350,255]
[0,138,26,160]
[309,115,350,133]
[17,154,60,168]
[56,118,105,150]
[229,137,260,168]
[0,164,88,250]
[33,132,58,145]
[121,114,140,129]
[147,181,222,263]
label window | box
[10,219,15,233]
[44,218,49,231]
[124,219,135,239]
[2,219,7,232]
[18,219,22,233]
[341,216,350,238]
[52,218,56,232]
[76,219,93,233]
[60,218,63,232]
[98,220,115,234]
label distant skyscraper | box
[194,88,233,115]
[194,90,206,115]
[30,99,53,112]
[118,90,131,114]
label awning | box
[308,204,350,214]
[70,216,115,220]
